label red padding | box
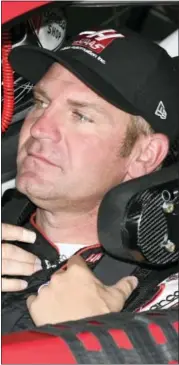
[2,1,52,25]
[172,321,179,333]
[108,329,133,350]
[2,331,77,364]
[148,323,167,345]
[76,331,102,351]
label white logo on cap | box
[79,29,125,41]
[72,29,125,55]
[155,101,167,120]
[62,29,125,63]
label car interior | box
[1,2,179,364]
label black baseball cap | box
[9,28,179,142]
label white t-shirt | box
[54,242,86,261]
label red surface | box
[2,1,52,25]
[2,331,77,364]
[148,323,167,345]
[172,321,179,333]
[76,331,102,351]
[108,329,134,350]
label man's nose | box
[30,109,62,142]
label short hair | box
[120,115,154,158]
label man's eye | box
[73,111,93,123]
[33,98,49,109]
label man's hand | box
[2,223,42,292]
[27,256,138,326]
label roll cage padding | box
[1,1,51,26]
[2,309,178,364]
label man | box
[2,28,179,331]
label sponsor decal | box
[138,273,179,312]
[86,253,103,263]
[61,29,125,64]
[73,29,124,54]
[44,255,67,269]
[29,8,66,51]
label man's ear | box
[127,133,169,179]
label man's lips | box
[28,153,58,167]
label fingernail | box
[21,281,28,290]
[35,264,42,272]
[24,230,36,243]
[128,276,138,289]
[38,281,50,294]
[34,258,42,271]
[35,257,41,265]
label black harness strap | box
[123,264,178,311]
[2,189,178,318]
[2,189,35,226]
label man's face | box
[16,63,132,209]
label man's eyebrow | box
[67,99,107,116]
[33,87,51,101]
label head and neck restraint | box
[98,153,179,268]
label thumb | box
[67,255,89,269]
[66,255,95,281]
[26,294,37,311]
[108,276,138,312]
[54,255,88,275]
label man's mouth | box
[28,153,58,167]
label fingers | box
[67,255,94,276]
[2,223,36,243]
[108,276,138,312]
[26,295,37,310]
[67,255,88,269]
[51,255,95,289]
[2,258,42,277]
[1,226,41,292]
[2,278,28,292]
[64,255,96,283]
[2,243,40,265]
[115,276,138,298]
[2,244,42,277]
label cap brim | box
[9,45,139,116]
